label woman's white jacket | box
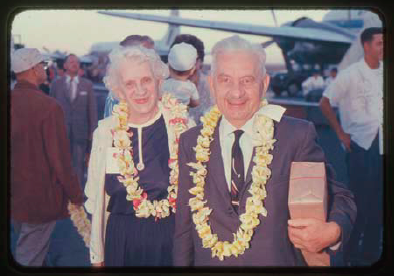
[84,106,195,264]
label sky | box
[11,9,330,65]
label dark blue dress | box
[104,115,175,266]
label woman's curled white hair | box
[103,46,169,99]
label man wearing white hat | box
[160,42,200,108]
[11,48,84,266]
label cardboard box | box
[288,162,330,266]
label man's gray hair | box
[103,45,169,100]
[211,35,267,77]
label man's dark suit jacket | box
[50,76,97,144]
[11,81,83,224]
[174,115,356,266]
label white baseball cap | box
[168,42,197,71]
[11,48,44,73]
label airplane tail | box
[158,9,180,48]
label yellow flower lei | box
[68,94,188,248]
[112,93,189,219]
[68,202,91,248]
[187,100,276,261]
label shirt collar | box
[219,103,286,140]
[65,75,79,84]
[359,58,383,75]
[13,80,38,90]
[256,103,286,122]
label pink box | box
[288,162,330,266]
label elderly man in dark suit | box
[50,54,98,187]
[174,35,356,266]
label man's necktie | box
[68,77,75,102]
[231,130,245,212]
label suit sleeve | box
[87,81,98,141]
[173,132,195,266]
[42,103,83,204]
[294,121,357,253]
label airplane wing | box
[98,11,355,44]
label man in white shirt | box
[302,70,325,97]
[174,35,356,266]
[319,27,384,266]
[324,68,338,88]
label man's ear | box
[261,74,270,99]
[207,74,215,100]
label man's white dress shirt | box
[323,59,383,154]
[65,75,79,101]
[302,76,325,96]
[219,104,286,191]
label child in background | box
[161,42,200,108]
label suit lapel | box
[240,119,280,199]
[207,119,234,210]
[242,120,282,199]
[242,147,256,194]
[205,118,280,215]
[61,77,72,103]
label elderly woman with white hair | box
[84,45,194,266]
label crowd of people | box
[10,27,384,268]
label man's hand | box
[319,97,350,152]
[337,131,351,152]
[288,218,341,253]
[68,202,83,209]
[92,262,104,267]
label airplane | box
[38,10,181,74]
[97,9,382,98]
[90,10,180,60]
